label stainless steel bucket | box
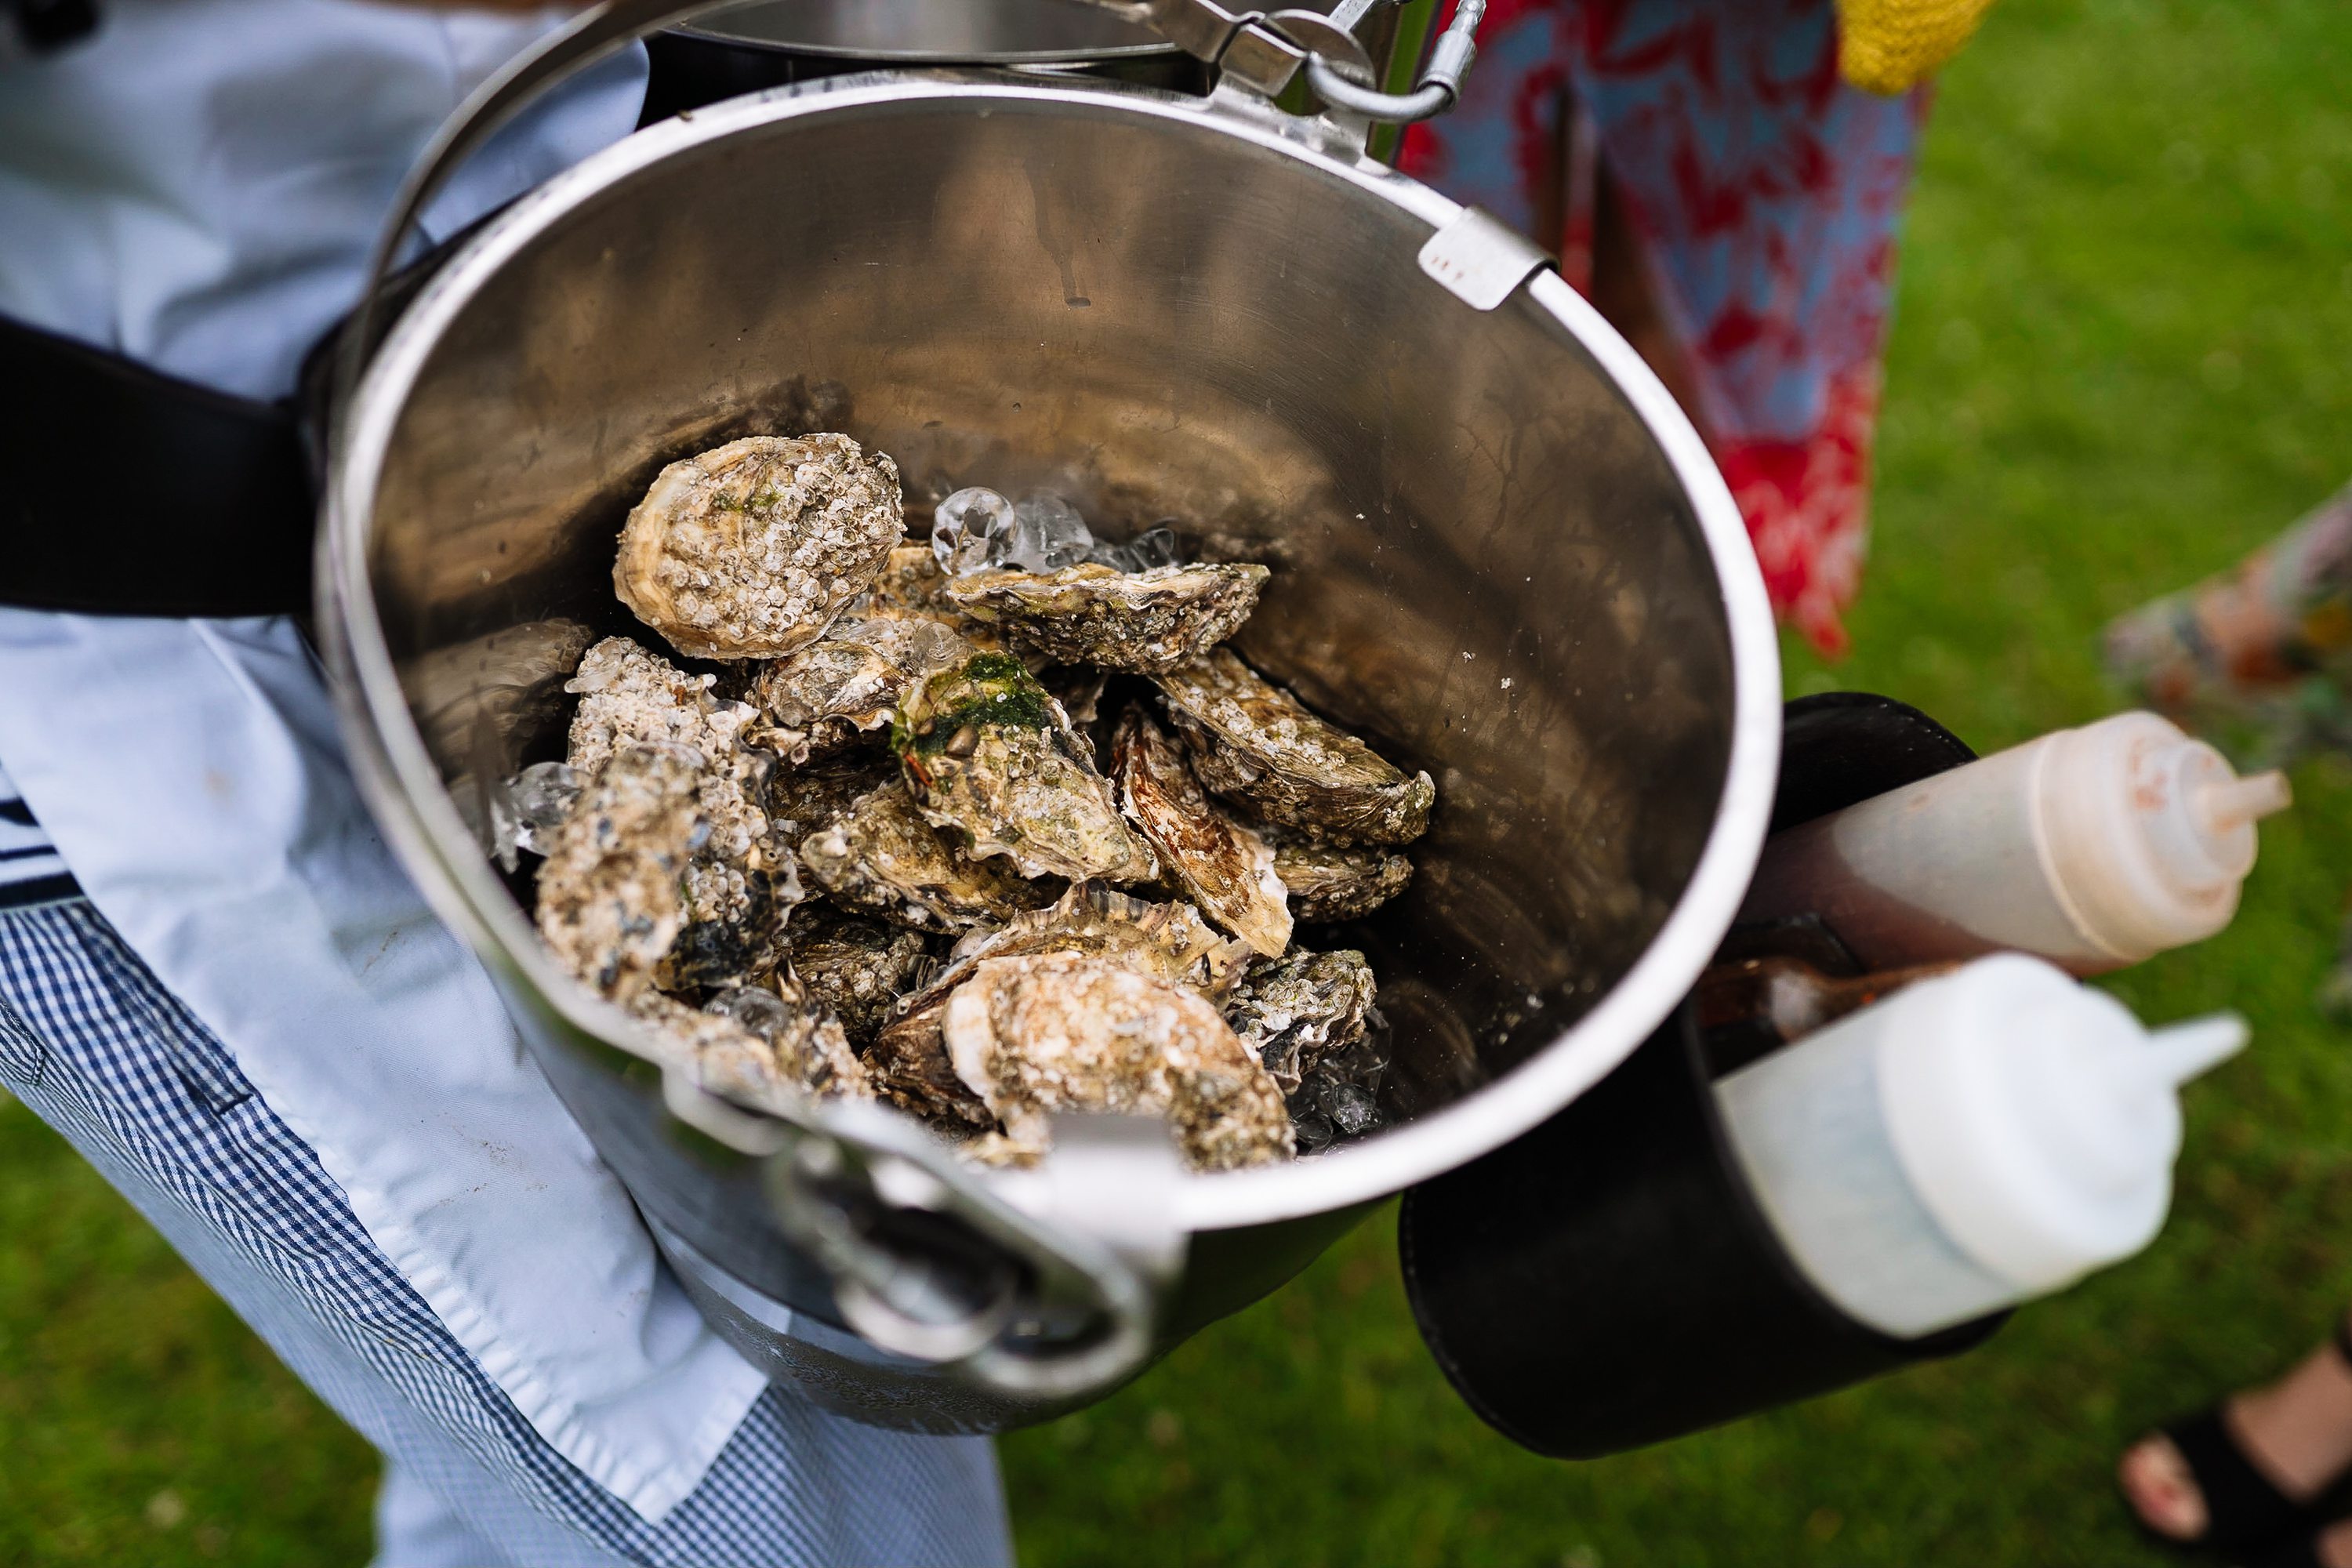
[322,3,1782,1433]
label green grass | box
[6,1,2352,1562]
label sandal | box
[2252,1535,2329,1568]
[2124,1316,2352,1559]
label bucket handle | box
[332,0,1484,390]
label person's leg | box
[2120,1316,2352,1543]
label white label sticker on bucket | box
[1417,207,1552,311]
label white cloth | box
[0,0,648,397]
[0,0,782,1526]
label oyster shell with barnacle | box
[938,561,1268,673]
[614,434,903,659]
[566,636,767,860]
[783,906,937,1047]
[656,859,796,993]
[534,741,706,1003]
[942,953,1294,1171]
[761,750,895,846]
[859,543,1016,655]
[798,778,1058,933]
[1152,648,1435,846]
[891,652,1158,884]
[565,637,789,988]
[642,982,869,1112]
[747,613,971,753]
[1225,948,1376,1095]
[1270,836,1414,924]
[1112,702,1290,957]
[864,884,1249,1126]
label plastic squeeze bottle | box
[1740,711,2291,974]
[1714,953,2245,1340]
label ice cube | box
[1325,1036,1390,1089]
[1290,1100,1336,1152]
[931,487,1015,576]
[1127,524,1181,571]
[509,760,582,857]
[1313,1077,1381,1137]
[1084,539,1142,572]
[1004,492,1095,573]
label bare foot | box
[2119,1327,2352,1544]
[2119,1429,2212,1541]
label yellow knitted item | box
[1835,0,1998,95]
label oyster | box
[565,636,767,866]
[892,652,1158,884]
[1225,949,1376,1094]
[700,980,869,1099]
[942,953,1294,1171]
[1112,703,1290,957]
[564,637,791,985]
[783,907,937,1046]
[939,561,1268,673]
[633,984,868,1113]
[533,742,705,1002]
[1270,836,1414,924]
[1152,648,1435,846]
[747,614,969,752]
[862,1010,996,1130]
[798,779,1058,933]
[656,861,794,993]
[861,543,1014,655]
[762,750,895,844]
[613,434,903,659]
[866,884,1250,1126]
[940,883,1245,998]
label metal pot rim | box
[324,69,1783,1235]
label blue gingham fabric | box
[0,761,76,909]
[0,893,1013,1567]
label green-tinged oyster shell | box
[892,653,1157,884]
[939,561,1268,673]
[1152,648,1435,845]
[613,433,903,659]
[1112,702,1290,957]
[942,953,1293,1171]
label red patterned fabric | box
[1403,0,1929,652]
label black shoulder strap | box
[2,314,314,617]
